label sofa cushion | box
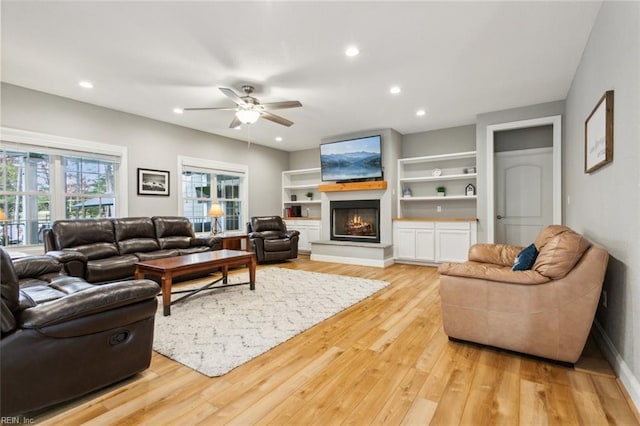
[65,243,119,261]
[533,225,591,279]
[135,249,180,261]
[251,216,285,233]
[114,218,160,254]
[86,255,139,283]
[53,219,115,250]
[157,236,191,250]
[512,244,538,271]
[14,256,61,278]
[264,239,292,252]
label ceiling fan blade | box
[260,100,302,110]
[183,107,236,111]
[228,116,242,128]
[219,87,246,105]
[261,111,294,127]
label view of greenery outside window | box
[0,147,118,247]
[0,150,51,246]
[64,157,116,220]
[182,167,244,234]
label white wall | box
[564,1,640,407]
[0,83,289,220]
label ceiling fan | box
[183,85,302,128]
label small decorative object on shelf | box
[464,167,476,174]
[466,184,476,196]
[291,194,297,201]
[437,186,446,197]
[306,191,314,201]
[432,168,442,177]
[402,186,412,198]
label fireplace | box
[330,200,380,243]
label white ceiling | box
[1,1,601,152]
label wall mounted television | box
[320,135,383,182]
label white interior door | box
[495,148,553,246]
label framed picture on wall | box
[137,168,170,196]
[585,90,614,174]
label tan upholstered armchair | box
[438,225,608,363]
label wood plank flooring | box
[32,257,639,425]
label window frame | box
[178,155,249,235]
[0,127,128,247]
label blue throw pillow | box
[512,243,538,271]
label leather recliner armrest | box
[283,230,300,239]
[45,250,87,278]
[18,280,160,329]
[46,250,87,263]
[248,231,267,240]
[467,243,523,267]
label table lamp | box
[0,208,8,246]
[208,203,224,235]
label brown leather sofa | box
[44,216,222,283]
[0,246,160,416]
[248,216,299,263]
[438,225,608,363]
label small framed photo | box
[137,168,170,196]
[585,90,614,174]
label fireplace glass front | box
[330,200,380,243]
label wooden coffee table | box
[134,249,256,316]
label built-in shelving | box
[397,150,477,218]
[282,168,322,218]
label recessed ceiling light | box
[275,136,283,142]
[345,46,360,57]
[416,109,426,117]
[390,86,402,95]
[173,108,183,114]
[78,80,94,89]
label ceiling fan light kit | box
[236,109,260,124]
[183,85,301,128]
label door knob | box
[497,215,505,219]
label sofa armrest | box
[13,255,61,278]
[191,236,222,250]
[283,230,300,239]
[45,250,87,277]
[248,231,267,240]
[18,280,160,329]
[45,250,87,263]
[438,261,549,285]
[467,243,523,267]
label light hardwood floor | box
[34,257,639,425]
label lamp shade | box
[0,208,7,221]
[235,109,260,124]
[208,204,224,218]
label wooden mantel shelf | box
[318,180,388,192]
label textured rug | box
[152,267,389,377]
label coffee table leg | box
[162,274,173,316]
[249,255,256,290]
[222,265,229,284]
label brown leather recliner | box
[438,225,609,363]
[248,216,300,263]
[0,246,160,416]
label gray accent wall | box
[0,83,289,220]
[564,1,640,403]
[402,124,475,158]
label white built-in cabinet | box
[283,218,321,253]
[393,219,477,264]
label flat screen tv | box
[320,135,382,182]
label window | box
[0,128,127,247]
[179,156,248,234]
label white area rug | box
[153,267,389,377]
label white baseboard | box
[592,320,640,412]
[310,253,394,268]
